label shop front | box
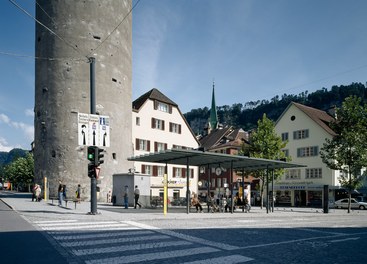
[273,181,335,208]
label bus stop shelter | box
[128,149,305,213]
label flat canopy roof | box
[128,149,305,170]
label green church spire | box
[209,82,218,130]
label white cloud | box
[25,109,34,117]
[0,113,34,142]
[0,137,14,152]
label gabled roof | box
[132,88,178,111]
[276,102,336,136]
[199,127,232,150]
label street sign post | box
[78,113,110,147]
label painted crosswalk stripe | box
[33,220,78,224]
[37,221,118,227]
[182,254,254,264]
[40,223,134,231]
[60,234,171,247]
[85,246,220,264]
[73,240,192,256]
[52,230,154,241]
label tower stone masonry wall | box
[34,0,133,201]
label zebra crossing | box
[33,219,254,264]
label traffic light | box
[87,146,97,163]
[95,147,104,166]
[88,163,95,178]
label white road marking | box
[85,247,220,264]
[125,220,240,250]
[182,254,254,264]
[329,237,360,243]
[52,230,154,240]
[60,234,171,247]
[73,240,192,256]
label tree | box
[4,153,34,191]
[242,114,288,209]
[320,96,367,213]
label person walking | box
[191,192,203,213]
[57,181,63,206]
[134,185,142,209]
[35,184,42,202]
[123,185,129,209]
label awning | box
[128,149,305,170]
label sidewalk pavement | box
[0,191,361,223]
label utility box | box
[112,173,150,207]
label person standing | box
[35,184,42,202]
[57,181,63,206]
[123,185,129,209]
[76,184,81,203]
[134,185,142,209]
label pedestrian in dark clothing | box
[58,181,63,206]
[123,185,129,209]
[134,185,142,209]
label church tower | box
[209,82,219,131]
[34,1,133,200]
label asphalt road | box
[0,199,68,264]
[1,191,366,264]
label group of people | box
[123,185,142,209]
[57,181,81,206]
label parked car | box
[334,198,367,210]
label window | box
[135,138,150,151]
[173,167,182,178]
[151,118,165,130]
[306,168,322,179]
[141,165,152,175]
[297,146,318,157]
[217,178,222,188]
[154,142,167,152]
[169,122,181,134]
[211,178,216,188]
[158,102,168,112]
[293,129,309,140]
[285,169,301,180]
[282,149,289,157]
[281,132,289,141]
[157,166,165,177]
[135,117,140,126]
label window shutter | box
[154,100,158,110]
[179,124,182,134]
[305,129,309,138]
[151,118,155,128]
[173,167,176,177]
[142,165,146,174]
[147,140,151,151]
[169,122,172,132]
[293,131,297,139]
[154,142,157,152]
[162,120,165,130]
[164,143,168,150]
[182,168,186,178]
[297,148,301,157]
[153,166,158,176]
[135,138,140,150]
[169,105,172,113]
[190,169,194,178]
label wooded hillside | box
[184,83,367,135]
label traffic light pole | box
[89,57,98,215]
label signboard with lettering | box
[78,113,110,147]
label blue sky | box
[1,0,367,151]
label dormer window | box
[157,102,168,112]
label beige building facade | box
[274,102,341,207]
[132,89,199,202]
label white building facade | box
[132,89,200,202]
[274,102,341,207]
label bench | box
[49,197,85,209]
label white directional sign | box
[78,113,110,147]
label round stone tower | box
[34,0,133,201]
